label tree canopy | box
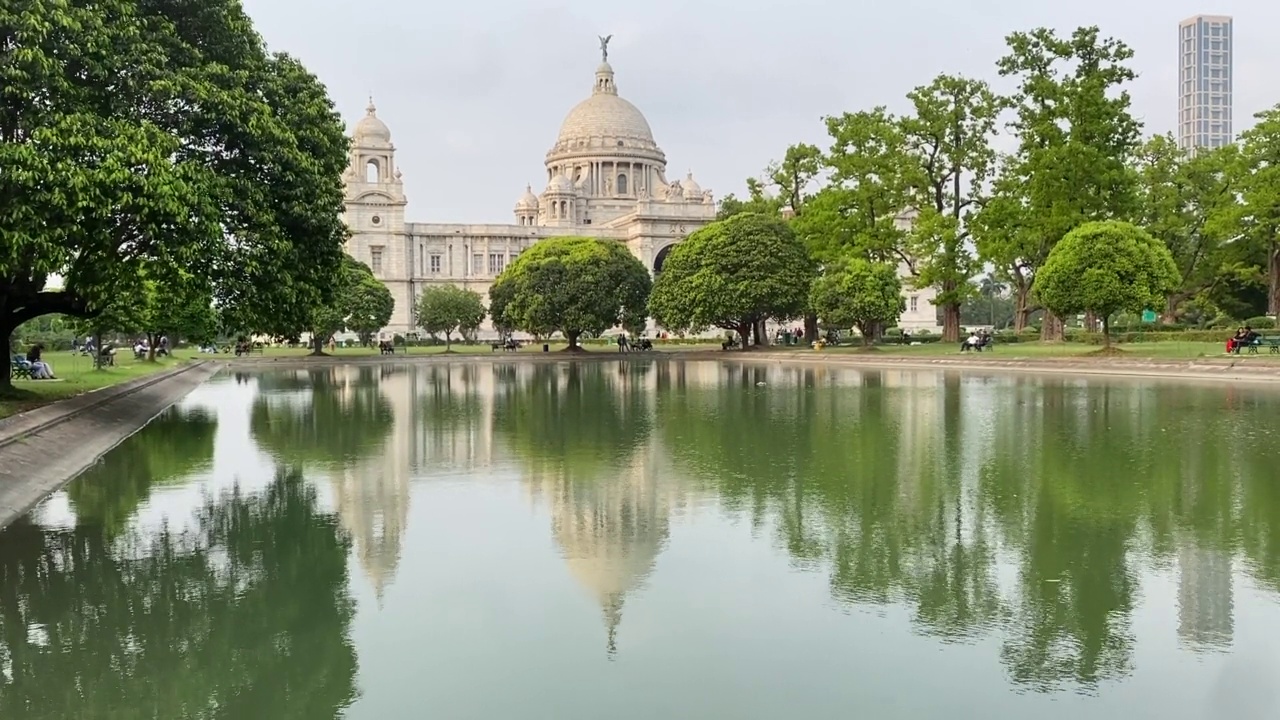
[1035,221,1181,347]
[488,237,651,349]
[416,285,486,349]
[648,213,815,346]
[0,0,349,387]
[810,258,904,346]
[306,257,394,352]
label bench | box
[379,343,396,355]
[1231,337,1278,355]
[491,340,519,352]
[10,355,31,380]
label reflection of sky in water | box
[11,362,1280,720]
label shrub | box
[1244,316,1276,329]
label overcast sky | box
[240,0,1277,223]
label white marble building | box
[342,38,940,338]
[342,39,717,337]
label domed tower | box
[343,98,411,335]
[513,185,540,226]
[540,173,578,228]
[543,37,669,226]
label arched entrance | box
[653,244,675,274]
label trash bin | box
[542,343,549,352]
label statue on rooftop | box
[599,35,612,62]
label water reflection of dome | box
[525,398,679,657]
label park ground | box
[4,339,1276,419]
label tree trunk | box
[942,303,961,343]
[1013,284,1031,333]
[146,331,158,362]
[444,331,451,351]
[1082,312,1097,333]
[858,323,871,348]
[1041,311,1064,342]
[311,333,326,355]
[804,314,818,344]
[0,322,13,391]
[566,330,580,350]
[94,332,103,369]
[1162,294,1181,325]
[1269,245,1280,317]
[753,319,767,347]
[737,322,752,351]
[1101,316,1111,349]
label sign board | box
[1141,310,1157,323]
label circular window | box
[371,215,381,225]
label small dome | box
[354,99,391,144]
[516,184,540,209]
[680,171,702,196]
[545,174,574,194]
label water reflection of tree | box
[492,362,652,482]
[250,367,394,467]
[661,369,1280,692]
[68,405,217,538]
[0,467,357,718]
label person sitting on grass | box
[26,344,56,379]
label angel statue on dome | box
[599,35,612,62]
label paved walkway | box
[0,361,220,528]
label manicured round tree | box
[416,285,486,350]
[488,237,651,350]
[1035,220,1181,348]
[648,213,815,348]
[810,258,904,347]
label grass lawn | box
[817,340,1276,361]
[1,350,188,419]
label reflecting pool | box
[2,360,1279,719]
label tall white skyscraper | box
[1178,15,1234,152]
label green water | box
[2,360,1279,719]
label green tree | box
[648,213,815,347]
[307,257,393,353]
[1237,104,1280,317]
[717,177,785,220]
[900,75,1002,342]
[795,109,911,267]
[488,237,651,350]
[415,285,487,350]
[345,264,396,346]
[979,26,1142,340]
[0,0,349,389]
[810,258,903,346]
[1134,135,1241,322]
[1035,221,1180,348]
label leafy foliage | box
[308,257,394,351]
[1035,221,1181,347]
[488,237,651,349]
[648,213,815,344]
[1237,104,1280,317]
[415,285,486,348]
[0,0,349,386]
[810,258,904,346]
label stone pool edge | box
[0,361,221,529]
[221,350,1280,384]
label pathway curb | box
[0,361,208,450]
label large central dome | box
[557,64,655,145]
[546,59,665,166]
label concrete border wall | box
[0,362,220,528]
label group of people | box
[961,329,993,352]
[1227,326,1261,353]
[21,344,56,379]
[615,334,653,352]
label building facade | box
[342,40,939,338]
[1178,14,1234,152]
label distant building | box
[1177,15,1234,152]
